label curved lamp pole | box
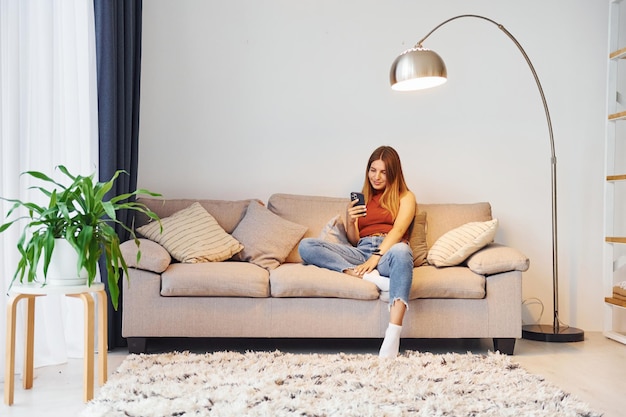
[390,14,583,342]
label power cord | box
[522,297,570,329]
[521,297,544,325]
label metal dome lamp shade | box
[390,47,447,91]
[390,14,584,343]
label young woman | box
[298,145,416,358]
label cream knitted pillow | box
[137,202,243,263]
[427,219,498,267]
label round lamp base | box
[522,324,584,342]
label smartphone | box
[350,192,365,206]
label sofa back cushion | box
[268,194,493,266]
[136,202,244,263]
[134,196,492,270]
[135,198,260,234]
[268,194,348,263]
[268,193,431,265]
[419,203,492,248]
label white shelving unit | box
[604,0,626,344]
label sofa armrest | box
[120,238,171,273]
[466,243,529,275]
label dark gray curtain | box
[94,0,143,348]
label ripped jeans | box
[298,235,413,309]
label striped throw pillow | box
[427,219,498,267]
[137,202,243,263]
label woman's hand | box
[352,255,380,276]
[347,198,366,223]
[346,199,366,246]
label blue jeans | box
[298,236,413,309]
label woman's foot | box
[379,323,402,358]
[343,268,361,278]
[363,270,389,291]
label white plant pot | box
[37,238,89,286]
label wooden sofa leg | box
[493,338,516,355]
[127,337,148,354]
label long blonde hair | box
[362,146,409,220]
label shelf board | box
[606,297,626,307]
[607,174,626,181]
[608,110,626,121]
[604,330,626,345]
[610,46,626,60]
[606,237,626,244]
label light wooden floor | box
[0,332,623,417]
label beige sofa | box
[120,193,529,355]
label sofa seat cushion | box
[270,263,380,300]
[160,262,270,297]
[409,265,485,300]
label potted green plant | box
[0,165,161,310]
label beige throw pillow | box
[137,202,244,263]
[232,202,308,270]
[119,238,172,273]
[466,243,529,275]
[427,219,498,267]
[408,211,428,267]
[319,215,350,245]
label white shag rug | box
[81,350,601,417]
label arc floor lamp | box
[390,14,584,342]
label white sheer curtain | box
[0,0,99,381]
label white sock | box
[379,323,402,358]
[363,270,389,291]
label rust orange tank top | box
[358,193,394,237]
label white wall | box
[139,0,610,331]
